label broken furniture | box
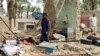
[80,38,92,44]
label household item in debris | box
[2,45,20,56]
[26,37,35,44]
[80,38,92,44]
[16,39,20,44]
[67,28,75,40]
[0,42,3,47]
[23,40,31,45]
[61,28,68,40]
[32,12,42,20]
[87,35,99,44]
[6,40,17,45]
[53,34,65,41]
[45,47,54,54]
[87,35,98,40]
[80,23,86,29]
[45,46,59,54]
[95,40,100,46]
[38,42,58,48]
[35,42,39,45]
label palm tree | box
[20,6,25,18]
[26,4,30,18]
[83,0,100,11]
[7,0,28,28]
[16,0,33,18]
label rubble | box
[19,44,47,56]
[0,36,100,56]
[0,28,100,56]
[50,42,100,56]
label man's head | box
[93,13,95,17]
[43,13,47,18]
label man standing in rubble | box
[89,13,98,33]
[40,13,50,42]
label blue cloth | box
[40,18,49,42]
[32,12,42,20]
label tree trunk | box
[21,12,23,18]
[27,11,28,18]
[27,5,30,18]
[76,0,81,40]
[13,14,16,27]
[44,0,56,28]
[8,17,12,28]
[18,6,21,18]
[83,0,97,11]
[90,0,95,10]
[18,10,20,18]
[13,1,17,27]
[7,0,14,29]
[44,0,57,37]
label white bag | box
[39,42,58,48]
[53,34,65,41]
[2,45,20,56]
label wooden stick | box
[0,17,18,39]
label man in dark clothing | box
[40,13,49,42]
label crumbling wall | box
[55,0,77,29]
[53,0,81,39]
